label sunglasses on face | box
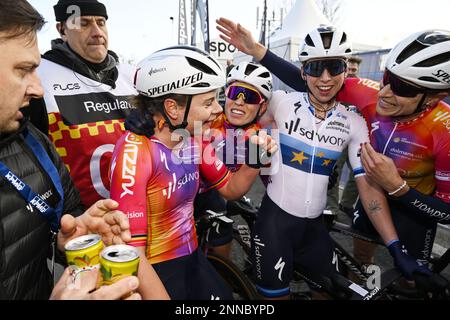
[226,84,265,104]
[382,69,426,97]
[303,59,347,77]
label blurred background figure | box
[346,56,362,78]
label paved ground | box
[243,178,450,285]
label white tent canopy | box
[270,0,330,43]
[234,0,330,64]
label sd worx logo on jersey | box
[285,119,346,147]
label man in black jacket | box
[27,0,137,209]
[0,0,141,300]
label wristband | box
[386,239,399,247]
[388,180,407,196]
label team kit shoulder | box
[338,77,379,110]
[427,100,450,132]
[263,90,289,118]
[272,90,306,111]
[110,131,153,184]
[125,130,148,143]
[114,130,145,153]
[270,89,290,102]
[275,89,301,97]
[339,102,366,121]
[284,90,305,98]
[353,77,380,91]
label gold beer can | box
[100,245,140,286]
[65,234,104,272]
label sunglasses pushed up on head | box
[226,84,265,104]
[382,69,429,97]
[303,59,347,77]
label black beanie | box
[54,0,108,22]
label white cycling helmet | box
[298,25,352,62]
[226,62,273,99]
[386,30,450,90]
[135,45,225,97]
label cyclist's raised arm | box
[216,17,305,92]
[216,17,267,61]
[261,50,306,92]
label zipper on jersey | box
[382,122,398,155]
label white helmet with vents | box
[386,29,450,90]
[298,25,352,62]
[227,61,273,99]
[134,45,226,97]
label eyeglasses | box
[226,84,265,104]
[382,69,426,97]
[303,59,347,77]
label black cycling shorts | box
[152,249,233,300]
[352,198,437,263]
[251,194,335,298]
[194,189,233,247]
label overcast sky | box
[28,0,450,63]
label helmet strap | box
[161,95,192,131]
[306,84,339,118]
[414,93,428,114]
[393,93,432,123]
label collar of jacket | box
[0,118,29,149]
[43,39,119,88]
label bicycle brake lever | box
[205,210,233,224]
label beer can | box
[100,245,140,286]
[65,234,104,272]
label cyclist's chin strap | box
[305,82,344,116]
[393,93,433,123]
[415,93,428,113]
[161,95,193,131]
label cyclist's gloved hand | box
[124,109,155,138]
[245,130,276,169]
[387,240,432,280]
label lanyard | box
[0,129,64,232]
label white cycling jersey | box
[261,90,369,218]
